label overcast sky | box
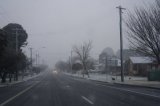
[0,0,153,67]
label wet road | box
[0,71,160,106]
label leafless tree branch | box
[126,0,160,64]
[73,41,92,77]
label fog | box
[0,0,152,67]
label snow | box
[130,57,153,64]
[74,60,81,64]
[65,72,147,82]
[0,72,44,87]
[65,72,160,89]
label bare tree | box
[126,0,160,66]
[73,41,92,77]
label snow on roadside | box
[0,72,44,87]
[64,72,160,89]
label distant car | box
[53,70,58,74]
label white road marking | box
[95,83,160,99]
[81,96,94,105]
[0,82,39,106]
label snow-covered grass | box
[66,72,147,81]
[0,72,43,87]
[65,72,160,89]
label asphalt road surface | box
[0,71,160,106]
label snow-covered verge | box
[65,72,160,89]
[0,72,44,87]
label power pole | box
[12,28,22,52]
[30,48,33,75]
[69,56,71,72]
[71,50,73,73]
[116,6,125,82]
[37,53,40,65]
[36,53,38,66]
[12,28,23,80]
[105,56,108,80]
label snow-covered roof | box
[94,63,104,67]
[74,60,81,64]
[129,57,153,64]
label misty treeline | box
[127,0,160,65]
[0,23,45,83]
[55,41,95,77]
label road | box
[0,71,160,106]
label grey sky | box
[0,0,153,67]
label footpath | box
[65,73,160,89]
[0,72,43,88]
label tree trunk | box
[22,70,24,80]
[15,71,18,81]
[87,71,90,78]
[1,77,6,83]
[1,73,7,83]
[14,72,16,81]
[82,63,84,78]
[82,73,84,78]
[9,73,12,83]
[158,64,160,69]
[83,63,89,78]
[157,57,160,69]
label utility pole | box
[69,56,71,72]
[71,50,73,73]
[36,53,38,66]
[105,56,108,80]
[35,52,39,66]
[12,28,22,52]
[37,53,40,65]
[36,47,45,65]
[12,28,23,80]
[30,48,33,75]
[116,6,125,82]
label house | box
[116,49,141,61]
[106,57,121,75]
[125,57,155,76]
[92,63,104,73]
[107,57,121,67]
[99,47,114,64]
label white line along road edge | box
[95,83,160,99]
[0,82,39,106]
[81,96,94,105]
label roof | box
[129,57,153,64]
[74,60,81,64]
